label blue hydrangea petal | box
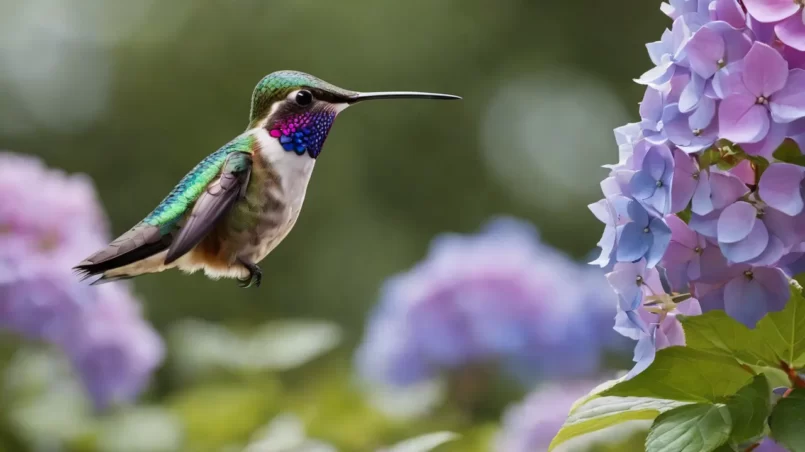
[720,220,769,263]
[724,274,769,328]
[626,327,657,378]
[617,222,653,263]
[627,200,650,227]
[630,170,659,200]
[646,217,672,268]
[717,201,757,244]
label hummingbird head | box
[248,70,460,159]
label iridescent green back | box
[143,134,257,234]
[249,70,356,124]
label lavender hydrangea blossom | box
[494,381,602,452]
[592,1,805,377]
[0,152,164,410]
[354,217,621,388]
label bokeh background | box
[0,0,669,450]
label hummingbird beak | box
[347,91,462,104]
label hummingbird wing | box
[163,151,253,264]
[74,134,257,283]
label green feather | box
[249,70,355,124]
[143,133,257,234]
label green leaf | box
[763,285,805,367]
[724,375,771,444]
[645,403,732,452]
[548,396,688,451]
[680,283,805,369]
[601,347,753,403]
[772,139,805,167]
[679,311,778,365]
[676,207,691,224]
[769,389,805,452]
[567,376,625,415]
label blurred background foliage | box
[0,0,667,450]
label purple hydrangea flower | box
[0,152,164,410]
[607,260,664,312]
[661,0,711,21]
[354,217,617,387]
[630,144,675,214]
[716,200,796,265]
[685,246,790,327]
[713,0,747,29]
[637,16,701,88]
[591,0,805,377]
[619,297,702,377]
[661,215,707,290]
[760,162,805,215]
[718,42,805,144]
[494,380,602,452]
[616,200,672,268]
[589,195,631,268]
[640,88,670,144]
[663,100,719,152]
[64,283,165,410]
[755,437,791,452]
[744,0,805,50]
[607,258,702,376]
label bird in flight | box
[74,70,460,288]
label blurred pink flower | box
[0,152,164,410]
[494,381,599,452]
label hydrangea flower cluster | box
[0,152,164,410]
[354,217,622,388]
[592,0,805,376]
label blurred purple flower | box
[755,437,790,452]
[0,152,164,410]
[354,217,616,387]
[0,152,108,275]
[494,380,601,452]
[64,283,165,410]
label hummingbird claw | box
[237,260,262,289]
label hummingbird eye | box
[295,90,313,106]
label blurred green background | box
[0,0,665,450]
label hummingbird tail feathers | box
[73,224,174,283]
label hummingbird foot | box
[237,260,262,288]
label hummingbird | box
[74,70,460,288]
